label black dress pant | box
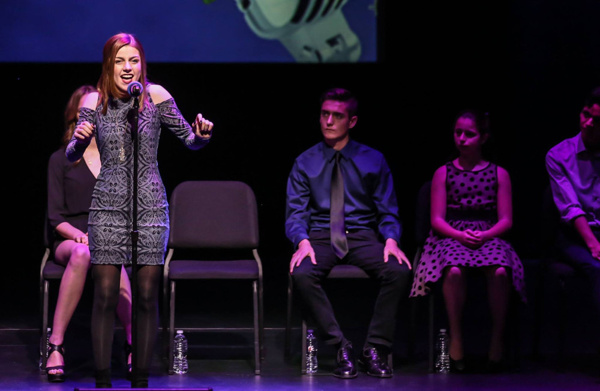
[557,226,600,318]
[291,229,411,351]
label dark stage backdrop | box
[2,1,600,325]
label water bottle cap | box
[440,328,447,332]
[176,330,184,334]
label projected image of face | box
[113,45,141,93]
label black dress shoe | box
[450,356,466,373]
[333,343,358,379]
[359,347,392,378]
[486,358,505,374]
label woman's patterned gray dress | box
[66,94,208,265]
[409,162,526,302]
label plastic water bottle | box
[172,330,189,374]
[435,328,450,373]
[306,329,318,374]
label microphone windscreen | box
[127,81,143,97]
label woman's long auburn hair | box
[97,32,149,115]
[62,85,97,146]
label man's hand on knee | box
[289,239,317,273]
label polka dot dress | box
[409,162,526,302]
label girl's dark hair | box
[454,108,491,136]
[452,108,496,162]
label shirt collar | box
[322,139,357,162]
[575,133,587,156]
[575,133,600,159]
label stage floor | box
[3,272,600,391]
[1,323,599,391]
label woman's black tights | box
[91,264,161,386]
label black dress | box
[47,147,96,255]
[409,162,526,302]
[66,93,209,265]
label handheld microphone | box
[127,81,143,97]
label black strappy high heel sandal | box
[124,342,132,381]
[46,343,66,383]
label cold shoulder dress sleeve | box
[66,95,209,265]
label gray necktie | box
[330,151,348,258]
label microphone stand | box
[129,95,140,387]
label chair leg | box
[40,280,50,374]
[258,279,265,362]
[168,281,176,375]
[531,266,545,361]
[162,278,170,369]
[252,281,261,375]
[428,293,435,372]
[506,291,520,370]
[285,275,293,359]
[557,278,567,369]
[301,319,308,374]
[407,297,417,363]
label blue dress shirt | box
[285,139,402,248]
[546,132,600,228]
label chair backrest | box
[43,210,53,250]
[41,211,66,280]
[540,183,561,254]
[415,180,432,247]
[168,180,260,249]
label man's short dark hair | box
[583,86,600,108]
[320,87,358,117]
